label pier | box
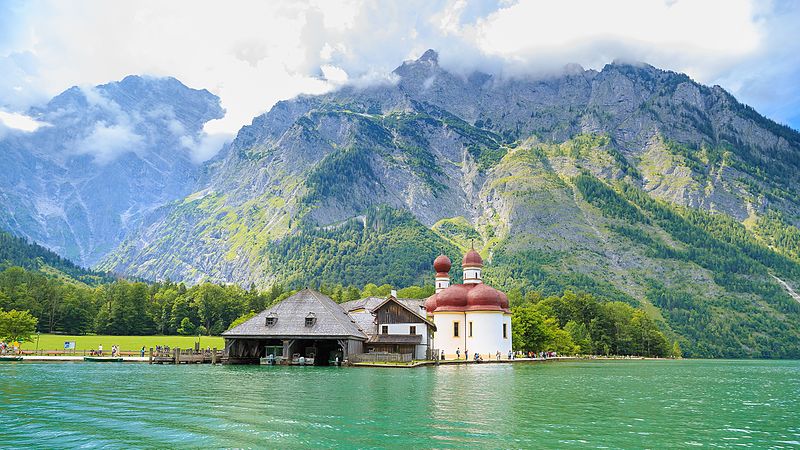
[149,347,222,364]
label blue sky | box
[1,0,799,138]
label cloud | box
[0,109,49,132]
[75,122,144,165]
[1,0,799,137]
[180,132,233,164]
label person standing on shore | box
[98,344,103,356]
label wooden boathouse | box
[222,289,367,365]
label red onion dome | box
[498,290,509,310]
[433,254,452,275]
[466,283,504,311]
[462,248,483,267]
[424,294,438,313]
[434,284,469,311]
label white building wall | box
[432,311,511,359]
[463,268,482,283]
[380,322,430,359]
[464,311,511,358]
[435,277,450,293]
[432,312,466,359]
[504,314,513,354]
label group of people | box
[87,344,128,357]
[440,348,516,361]
[0,341,19,355]
[527,351,557,359]
[438,349,558,361]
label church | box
[425,248,513,359]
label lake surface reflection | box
[1,359,798,448]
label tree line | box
[0,262,677,359]
[0,265,437,337]
[512,290,678,358]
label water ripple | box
[0,360,798,448]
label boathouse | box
[223,289,367,365]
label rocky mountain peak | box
[0,75,225,266]
[418,48,439,63]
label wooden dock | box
[149,347,222,364]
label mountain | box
[93,50,800,357]
[0,229,114,285]
[0,75,224,266]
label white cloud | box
[180,132,233,164]
[0,0,798,137]
[75,122,144,165]
[0,109,49,132]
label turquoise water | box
[0,359,798,448]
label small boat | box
[0,356,23,361]
[83,356,124,362]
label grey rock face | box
[0,76,223,266]
[99,50,800,286]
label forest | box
[0,263,673,357]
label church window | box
[503,323,508,339]
[453,321,460,337]
[469,321,473,337]
[410,326,416,335]
[382,325,389,334]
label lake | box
[1,359,798,448]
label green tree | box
[0,309,38,343]
[546,320,577,354]
[564,320,591,354]
[511,304,552,352]
[672,341,683,358]
[228,311,256,331]
[177,317,196,335]
[397,285,434,299]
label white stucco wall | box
[463,268,482,283]
[465,311,512,358]
[432,311,511,359]
[379,322,429,359]
[432,312,466,359]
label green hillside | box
[0,230,115,285]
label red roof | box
[433,254,452,273]
[425,283,510,314]
[462,249,483,267]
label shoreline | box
[0,355,696,369]
[5,355,679,365]
[12,355,150,363]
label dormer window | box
[305,312,316,327]
[265,313,277,327]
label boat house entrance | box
[222,289,366,365]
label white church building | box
[424,248,512,359]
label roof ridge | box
[309,289,367,338]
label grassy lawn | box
[19,334,225,352]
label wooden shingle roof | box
[223,289,367,340]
